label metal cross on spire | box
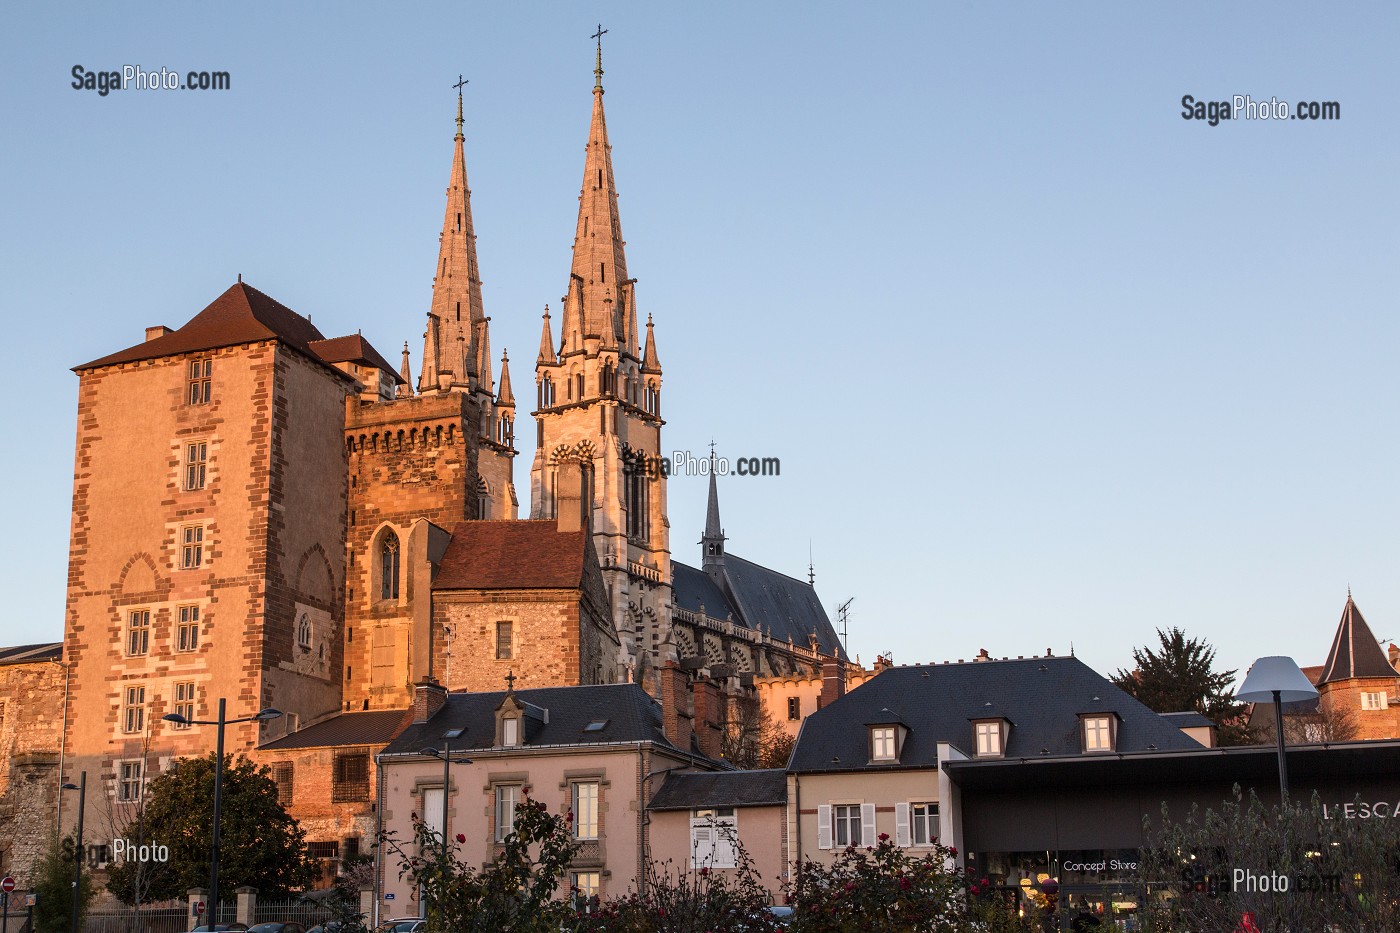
[592,24,608,89]
[504,669,516,692]
[453,75,468,136]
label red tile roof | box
[309,335,405,384]
[75,281,345,376]
[432,520,591,590]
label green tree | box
[1112,627,1251,745]
[109,753,314,903]
[32,836,95,933]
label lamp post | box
[163,702,282,927]
[60,772,85,933]
[1237,656,1319,802]
[420,731,472,862]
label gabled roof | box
[1159,711,1214,729]
[788,656,1202,774]
[1318,595,1396,685]
[432,521,590,591]
[648,769,787,811]
[309,335,405,383]
[672,554,845,659]
[75,282,345,377]
[0,643,62,666]
[381,684,683,756]
[258,709,409,751]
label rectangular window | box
[871,726,897,761]
[180,525,205,569]
[126,610,150,657]
[571,871,600,908]
[833,804,862,848]
[187,359,212,405]
[176,605,200,651]
[332,751,370,802]
[572,782,599,840]
[787,697,800,721]
[1362,691,1389,711]
[911,802,939,846]
[184,441,208,490]
[1084,716,1113,752]
[273,762,294,806]
[117,761,143,802]
[122,685,146,734]
[975,721,1002,757]
[690,807,737,868]
[171,682,195,728]
[495,784,521,842]
[502,716,519,747]
[495,621,513,660]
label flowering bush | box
[381,796,580,933]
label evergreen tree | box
[108,753,314,903]
[32,836,95,933]
[1112,627,1251,745]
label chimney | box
[820,659,846,707]
[556,459,586,533]
[873,653,893,673]
[1390,643,1399,672]
[691,679,723,761]
[412,677,447,724]
[145,325,172,342]
[974,648,991,662]
[659,662,693,752]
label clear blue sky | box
[2,2,1396,682]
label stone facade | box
[0,648,65,886]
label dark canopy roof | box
[648,769,787,811]
[259,709,408,751]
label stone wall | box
[0,658,65,884]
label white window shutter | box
[817,805,833,850]
[894,803,911,847]
[860,803,877,846]
[691,824,713,869]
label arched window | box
[297,614,312,652]
[379,533,400,600]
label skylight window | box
[583,719,609,733]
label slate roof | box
[259,709,408,751]
[308,335,406,383]
[75,282,348,378]
[1318,596,1396,685]
[672,555,845,659]
[648,769,787,811]
[0,643,62,666]
[788,656,1202,773]
[1159,711,1214,729]
[381,684,683,756]
[433,521,590,591]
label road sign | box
[383,893,395,901]
[0,878,13,894]
[194,902,206,916]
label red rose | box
[455,833,466,843]
[878,832,890,842]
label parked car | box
[187,925,249,933]
[305,924,342,933]
[375,919,425,933]
[248,924,306,933]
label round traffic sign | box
[1,876,16,893]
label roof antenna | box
[837,598,854,657]
[238,273,242,283]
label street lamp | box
[163,702,282,927]
[60,772,86,933]
[420,729,472,865]
[1237,656,1318,802]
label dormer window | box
[871,726,897,762]
[1081,713,1117,753]
[974,719,1005,757]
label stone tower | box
[341,88,517,709]
[531,48,671,683]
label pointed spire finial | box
[453,75,468,138]
[505,669,516,693]
[591,23,608,91]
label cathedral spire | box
[420,79,488,393]
[642,313,661,372]
[398,341,414,397]
[702,441,726,574]
[497,349,514,407]
[537,305,557,364]
[562,37,629,350]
